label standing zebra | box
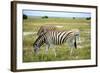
[33,29,80,56]
[37,25,57,36]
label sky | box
[23,10,91,18]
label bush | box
[42,16,48,19]
[23,14,28,19]
[86,17,91,20]
[73,17,75,19]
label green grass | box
[23,16,91,62]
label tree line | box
[23,14,91,20]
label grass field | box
[23,16,91,62]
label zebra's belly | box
[52,40,66,45]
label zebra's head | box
[33,43,39,54]
[33,34,45,54]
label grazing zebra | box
[33,29,80,56]
[37,25,57,36]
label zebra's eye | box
[33,43,38,48]
[35,44,38,46]
[35,43,38,47]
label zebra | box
[37,25,57,36]
[33,29,80,56]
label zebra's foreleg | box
[45,44,50,55]
[50,44,57,57]
[52,48,57,57]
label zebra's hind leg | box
[67,40,75,56]
[70,47,74,56]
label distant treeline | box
[23,14,91,20]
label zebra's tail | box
[74,35,77,49]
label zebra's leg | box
[52,48,56,57]
[45,44,50,55]
[51,44,57,57]
[67,39,75,56]
[70,47,74,56]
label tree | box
[73,17,75,19]
[42,16,48,19]
[23,14,28,19]
[86,17,91,20]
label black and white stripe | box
[33,29,80,56]
[37,25,56,36]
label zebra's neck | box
[36,33,47,48]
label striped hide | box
[33,29,80,56]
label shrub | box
[23,14,28,19]
[86,17,91,20]
[42,16,48,19]
[73,17,75,19]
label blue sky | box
[23,10,91,18]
